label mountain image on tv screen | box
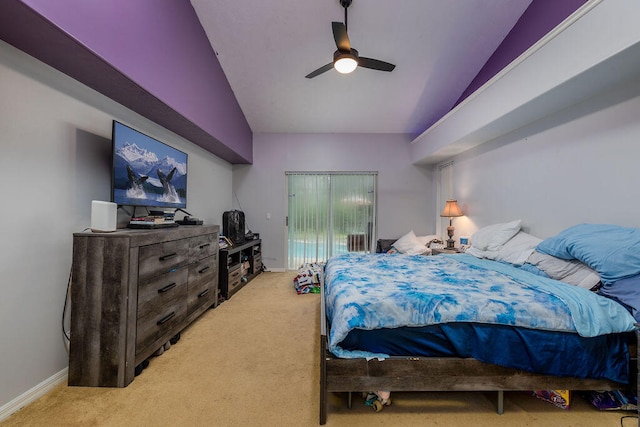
[112,121,187,209]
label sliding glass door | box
[286,172,377,269]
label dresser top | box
[74,224,220,247]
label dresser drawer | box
[189,255,217,285]
[138,239,189,282]
[137,267,188,319]
[189,233,218,261]
[188,269,218,315]
[228,268,242,293]
[252,253,262,271]
[188,281,216,315]
[136,299,187,357]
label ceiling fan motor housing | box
[334,48,359,62]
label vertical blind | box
[286,172,377,269]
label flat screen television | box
[111,121,188,209]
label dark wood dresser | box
[68,225,219,387]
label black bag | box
[223,210,245,243]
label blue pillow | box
[536,224,640,284]
[598,274,640,322]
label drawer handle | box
[158,283,177,293]
[157,311,175,325]
[198,266,210,274]
[159,253,177,261]
[199,243,211,249]
[198,289,210,298]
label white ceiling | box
[190,0,532,136]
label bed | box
[319,223,640,424]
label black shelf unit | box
[218,239,262,300]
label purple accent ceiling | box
[0,0,252,164]
[455,0,588,107]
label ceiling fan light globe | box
[334,56,358,74]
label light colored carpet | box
[2,272,636,426]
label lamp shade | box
[440,199,463,218]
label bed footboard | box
[320,340,635,425]
[319,282,639,425]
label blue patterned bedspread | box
[324,253,636,358]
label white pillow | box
[393,230,430,255]
[465,246,487,259]
[471,220,522,251]
[485,231,541,266]
[416,234,440,246]
[527,251,601,289]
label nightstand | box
[431,248,460,255]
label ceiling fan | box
[305,0,396,79]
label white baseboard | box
[0,368,68,422]
[265,267,285,272]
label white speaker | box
[91,200,117,232]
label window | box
[286,172,377,269]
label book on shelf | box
[130,216,163,223]
[219,235,233,249]
[130,216,175,224]
[129,210,178,226]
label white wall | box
[410,0,640,165]
[449,73,640,241]
[233,133,434,270]
[0,40,232,412]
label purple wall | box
[0,0,252,164]
[455,0,588,107]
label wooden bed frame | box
[319,277,639,425]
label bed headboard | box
[376,239,396,253]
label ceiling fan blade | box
[332,22,351,52]
[358,57,395,72]
[305,63,334,79]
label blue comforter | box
[324,253,636,359]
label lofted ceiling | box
[190,0,533,136]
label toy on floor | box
[363,391,392,412]
[293,262,323,294]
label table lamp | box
[440,199,463,249]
